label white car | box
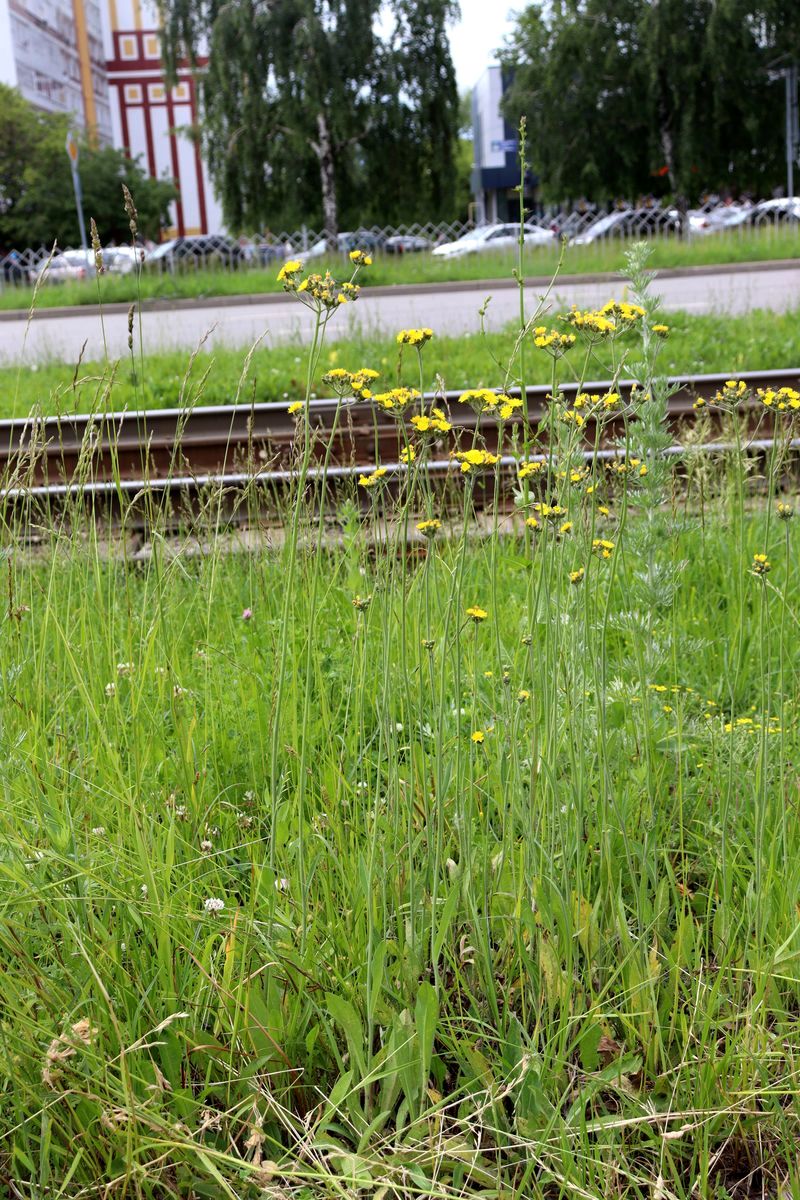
[432,223,554,259]
[30,249,94,284]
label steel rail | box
[6,436,796,504]
[2,369,798,484]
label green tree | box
[0,84,176,249]
[502,0,799,204]
[501,0,650,203]
[157,0,461,235]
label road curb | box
[0,257,797,323]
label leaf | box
[326,995,366,1078]
[432,884,460,961]
[415,981,439,1099]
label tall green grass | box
[0,247,799,1198]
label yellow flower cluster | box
[573,391,621,412]
[710,379,750,409]
[569,567,585,585]
[411,408,452,435]
[598,299,646,326]
[372,387,421,413]
[532,327,577,354]
[459,389,522,420]
[777,500,793,521]
[400,445,416,464]
[277,260,362,309]
[349,368,380,399]
[562,308,617,338]
[531,502,567,520]
[287,400,304,416]
[607,456,648,477]
[466,605,488,622]
[358,466,388,489]
[277,259,303,283]
[592,538,615,559]
[451,448,500,474]
[751,553,770,575]
[757,386,800,411]
[396,328,433,348]
[652,324,670,337]
[518,460,545,480]
[349,249,373,267]
[416,518,442,538]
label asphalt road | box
[1,265,798,365]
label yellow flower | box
[559,521,573,535]
[569,567,585,585]
[451,448,499,474]
[352,594,372,610]
[396,327,433,348]
[400,445,416,464]
[652,324,669,337]
[525,516,540,531]
[518,460,544,480]
[471,730,485,744]
[531,502,566,521]
[532,328,576,355]
[411,410,452,435]
[591,538,615,560]
[372,387,420,414]
[466,606,488,622]
[358,467,388,489]
[277,259,303,284]
[517,689,531,702]
[777,501,793,521]
[752,553,771,575]
[349,249,372,267]
[416,518,442,538]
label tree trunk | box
[315,112,339,241]
[658,102,688,237]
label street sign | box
[491,139,518,154]
[65,130,79,166]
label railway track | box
[3,369,797,491]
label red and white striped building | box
[100,0,223,236]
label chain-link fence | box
[2,200,798,292]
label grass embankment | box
[1,498,799,1197]
[2,249,800,1197]
[4,304,800,418]
[0,224,797,312]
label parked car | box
[146,235,243,271]
[569,207,680,245]
[102,246,143,274]
[290,231,383,261]
[718,197,800,229]
[432,223,554,259]
[384,234,431,254]
[30,249,94,284]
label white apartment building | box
[0,0,113,142]
[0,0,223,236]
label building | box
[0,0,113,142]
[0,0,224,237]
[471,65,536,224]
[100,0,223,236]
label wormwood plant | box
[1,241,800,1198]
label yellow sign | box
[65,131,79,165]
